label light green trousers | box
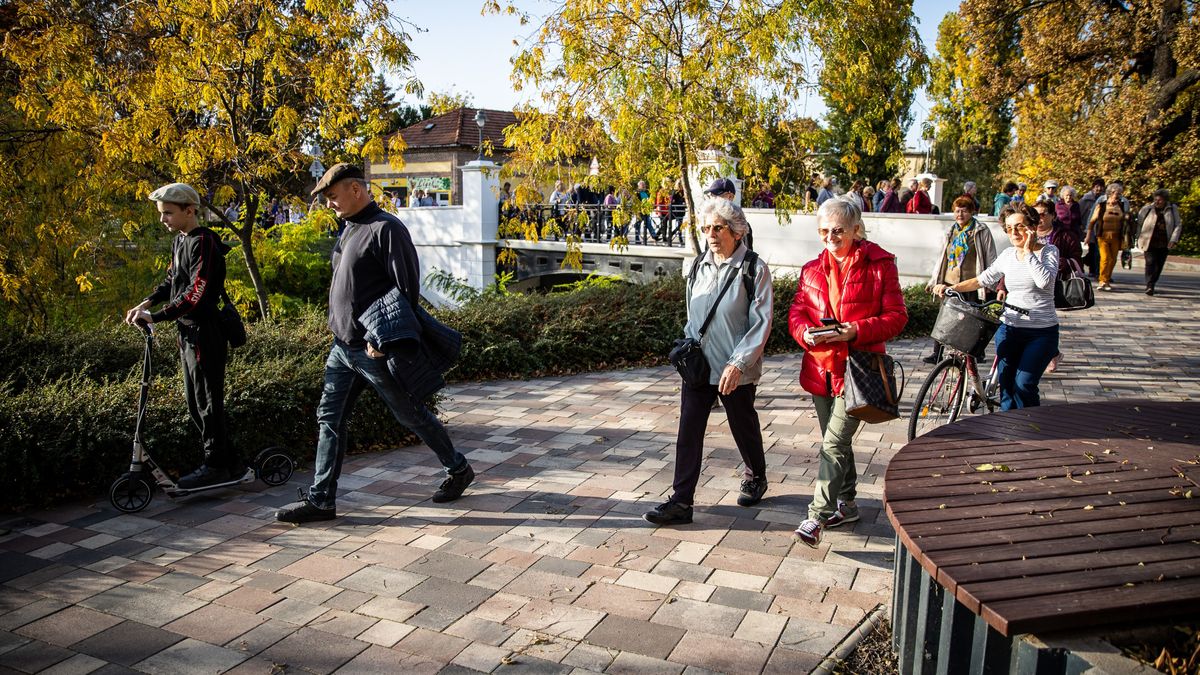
[810,395,862,522]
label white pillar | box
[690,149,742,207]
[459,160,500,291]
[920,173,948,213]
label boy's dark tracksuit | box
[144,226,239,476]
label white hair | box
[1060,185,1077,199]
[817,197,866,238]
[698,197,750,235]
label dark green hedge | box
[0,315,417,511]
[0,275,938,510]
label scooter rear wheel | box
[109,474,154,513]
[254,447,295,487]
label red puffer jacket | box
[789,240,908,397]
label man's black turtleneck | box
[328,201,421,348]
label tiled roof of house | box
[394,107,519,151]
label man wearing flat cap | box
[276,163,475,524]
[125,182,239,489]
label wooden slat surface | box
[885,400,1200,636]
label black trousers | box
[1084,239,1099,278]
[671,383,766,506]
[178,322,237,471]
[1144,246,1169,291]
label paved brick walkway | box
[2,265,1198,675]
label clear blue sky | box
[390,0,960,149]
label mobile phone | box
[820,317,839,326]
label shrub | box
[0,277,938,510]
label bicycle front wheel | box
[908,357,967,441]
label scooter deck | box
[162,468,258,498]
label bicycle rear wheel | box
[908,357,967,441]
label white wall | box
[743,209,1009,288]
[394,160,500,307]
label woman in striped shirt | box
[937,203,1060,409]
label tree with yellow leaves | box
[958,0,1199,196]
[489,0,818,255]
[2,0,420,320]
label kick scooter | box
[108,321,295,513]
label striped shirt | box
[977,245,1059,328]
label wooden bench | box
[885,400,1200,674]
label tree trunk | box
[676,138,702,255]
[206,191,272,320]
[237,193,272,320]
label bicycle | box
[907,290,1029,441]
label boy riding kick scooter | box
[112,182,293,512]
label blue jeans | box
[994,324,1059,410]
[308,341,467,509]
[633,214,657,242]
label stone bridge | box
[394,160,1005,305]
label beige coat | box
[1136,203,1182,251]
[929,219,999,300]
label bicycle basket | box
[931,296,1000,358]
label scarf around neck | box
[946,218,975,271]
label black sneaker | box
[737,476,768,507]
[276,489,336,523]
[921,353,940,365]
[643,501,693,526]
[177,464,231,490]
[432,464,474,503]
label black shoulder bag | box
[219,290,247,348]
[668,263,740,388]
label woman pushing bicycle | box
[935,202,1060,410]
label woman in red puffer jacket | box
[788,198,907,549]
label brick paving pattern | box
[2,266,1198,674]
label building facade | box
[366,107,518,206]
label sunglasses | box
[700,224,726,234]
[818,227,848,237]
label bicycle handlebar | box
[944,288,1030,317]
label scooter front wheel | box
[109,474,154,513]
[254,447,295,487]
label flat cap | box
[311,163,365,196]
[703,177,736,196]
[148,182,200,206]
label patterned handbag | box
[843,350,905,423]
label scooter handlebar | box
[134,319,154,337]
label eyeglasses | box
[818,227,848,237]
[700,224,726,234]
[1006,224,1030,232]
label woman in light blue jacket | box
[644,198,773,527]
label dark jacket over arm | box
[359,288,462,400]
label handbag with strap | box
[844,350,905,423]
[219,290,247,348]
[1054,258,1095,311]
[668,263,741,388]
